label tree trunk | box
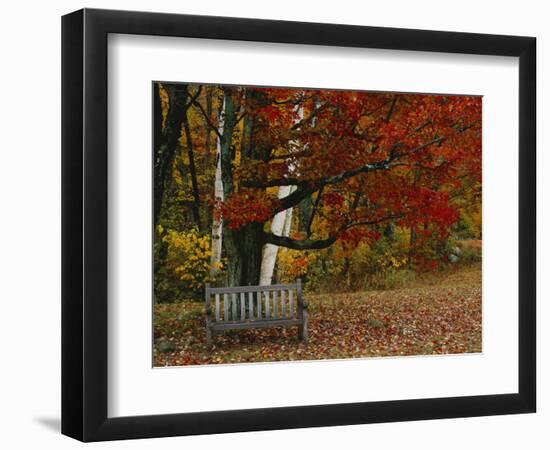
[298,195,313,234]
[210,97,225,277]
[225,222,265,286]
[259,185,294,285]
[218,88,245,286]
[153,83,163,169]
[204,87,214,228]
[342,256,352,288]
[153,82,164,228]
[153,84,188,227]
[153,84,188,302]
[221,88,281,287]
[182,106,202,230]
[307,186,324,234]
[408,226,417,268]
[408,168,421,268]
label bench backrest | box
[205,280,303,323]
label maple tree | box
[214,86,481,286]
[153,82,481,293]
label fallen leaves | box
[154,264,481,366]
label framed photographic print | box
[62,8,536,442]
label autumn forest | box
[153,82,482,366]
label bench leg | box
[206,326,213,349]
[298,312,308,343]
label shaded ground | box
[154,264,481,366]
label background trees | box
[153,82,481,302]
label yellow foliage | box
[277,248,317,282]
[162,228,221,291]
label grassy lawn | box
[154,264,482,366]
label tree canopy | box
[154,83,481,299]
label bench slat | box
[257,292,261,319]
[264,291,270,319]
[223,294,230,320]
[208,283,298,294]
[223,294,229,321]
[240,292,245,321]
[215,293,220,322]
[289,290,294,319]
[248,292,254,320]
[281,290,286,318]
[273,291,278,319]
[231,293,237,321]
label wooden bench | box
[205,279,308,347]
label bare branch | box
[391,136,445,160]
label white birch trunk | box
[259,104,303,285]
[210,98,225,276]
[259,185,293,286]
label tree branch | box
[264,232,337,250]
[385,95,398,122]
[191,99,222,139]
[264,212,403,251]
[390,136,445,160]
[320,159,391,186]
[184,86,202,109]
[275,183,318,214]
[290,102,327,130]
[307,186,324,235]
[267,121,477,215]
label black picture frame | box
[61,8,536,442]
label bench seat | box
[205,279,307,347]
[211,318,303,332]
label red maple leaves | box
[222,87,481,252]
